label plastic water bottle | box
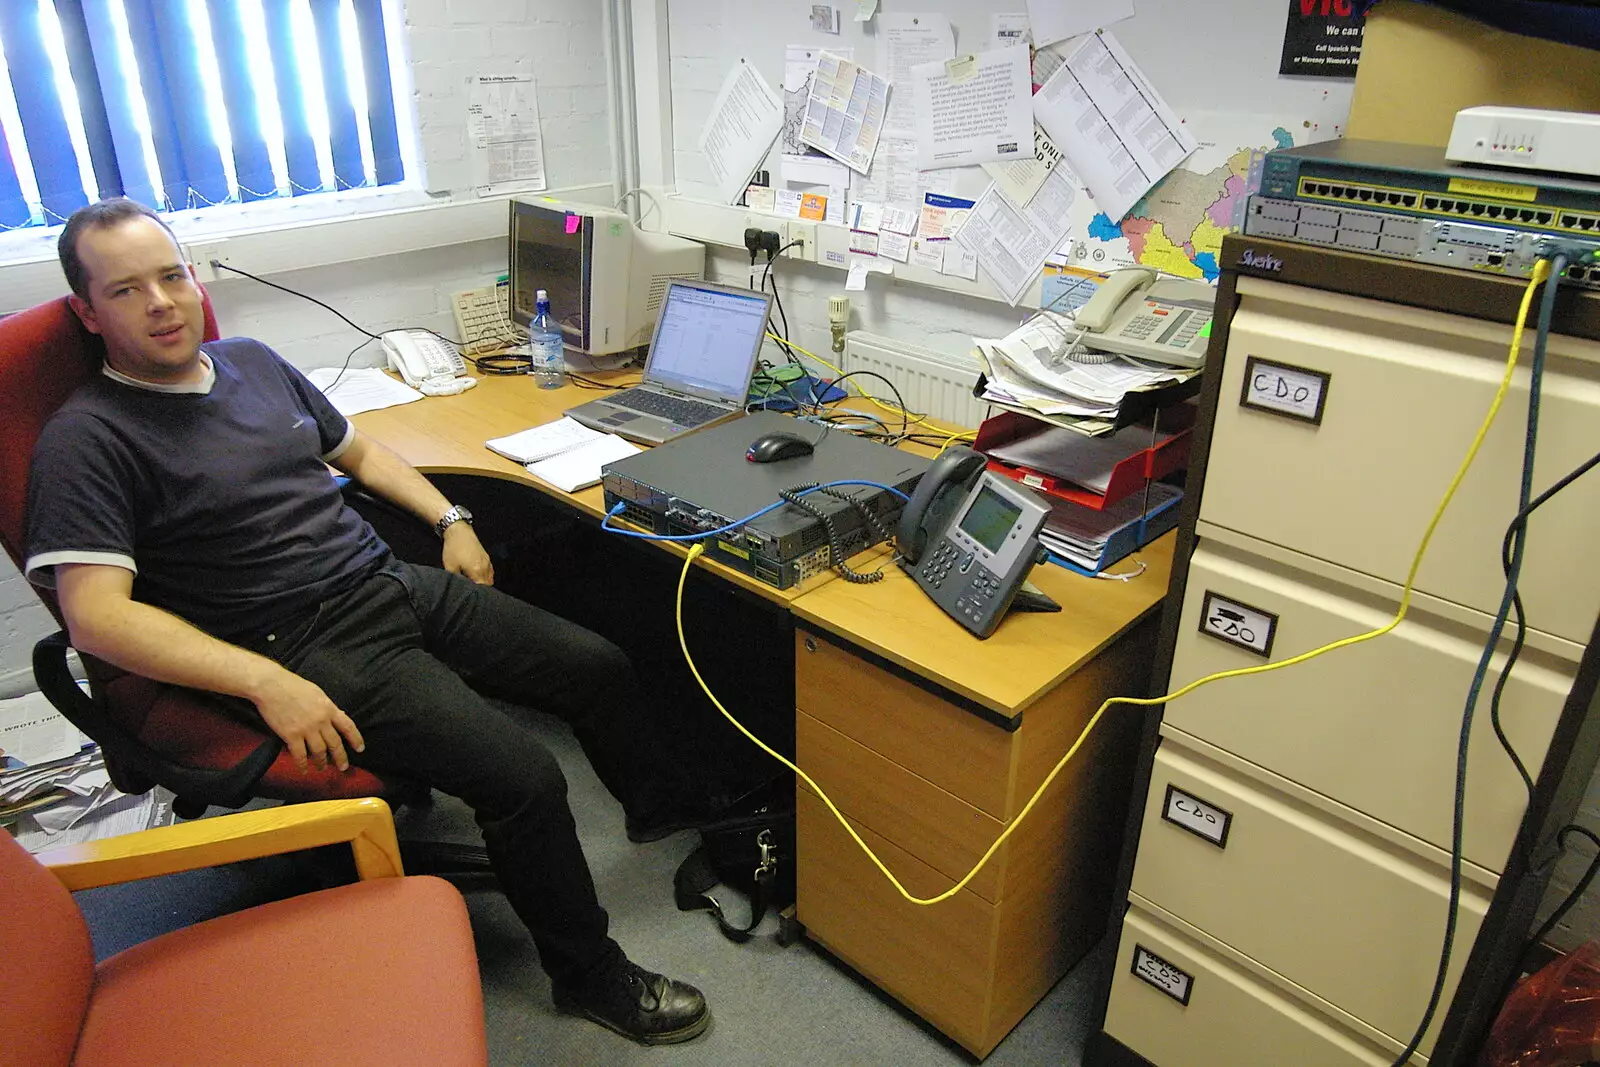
[529,289,566,389]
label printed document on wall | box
[469,75,546,195]
[1033,30,1196,221]
[1025,0,1134,47]
[912,48,1033,171]
[801,52,889,174]
[880,13,953,139]
[954,163,1078,305]
[992,12,1031,49]
[982,123,1063,207]
[700,60,784,204]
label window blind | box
[0,0,406,230]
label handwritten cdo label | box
[1240,356,1330,424]
[1132,945,1194,1005]
[1162,784,1233,847]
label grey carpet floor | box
[74,707,1110,1066]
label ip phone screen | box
[958,485,1022,554]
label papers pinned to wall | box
[1033,30,1196,221]
[1025,0,1135,48]
[700,59,784,205]
[981,123,1063,208]
[880,13,953,139]
[955,163,1078,305]
[912,48,1034,171]
[918,193,976,241]
[992,13,1031,49]
[801,52,890,174]
[469,75,547,196]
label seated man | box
[24,198,708,1046]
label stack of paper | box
[986,423,1173,496]
[486,416,641,493]
[1041,482,1181,571]
[12,785,177,853]
[974,312,1194,421]
[307,367,424,417]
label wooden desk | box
[353,373,1175,1057]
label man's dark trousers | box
[258,559,668,990]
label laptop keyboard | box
[611,389,728,425]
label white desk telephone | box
[1071,267,1216,368]
[381,330,476,396]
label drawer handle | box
[804,635,817,653]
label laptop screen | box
[645,282,772,400]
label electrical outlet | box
[788,221,816,262]
[184,239,230,283]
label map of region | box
[1069,122,1302,280]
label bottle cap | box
[536,289,548,301]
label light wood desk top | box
[792,534,1174,718]
[351,372,827,605]
[353,372,1176,713]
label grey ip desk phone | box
[896,448,1054,639]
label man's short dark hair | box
[58,198,178,301]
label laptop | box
[564,279,773,446]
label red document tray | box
[973,406,1195,511]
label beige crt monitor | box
[508,197,705,357]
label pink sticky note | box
[565,214,581,234]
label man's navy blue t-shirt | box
[24,338,390,643]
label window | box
[0,0,407,231]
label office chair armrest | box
[34,797,404,891]
[32,630,282,808]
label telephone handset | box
[1069,266,1216,368]
[896,447,1053,638]
[381,329,474,394]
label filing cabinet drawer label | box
[1239,355,1331,424]
[1198,591,1277,657]
[1162,784,1232,847]
[1132,944,1194,1005]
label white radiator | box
[839,331,989,431]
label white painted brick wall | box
[0,0,613,692]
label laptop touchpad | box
[602,412,637,424]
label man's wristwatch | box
[434,504,474,538]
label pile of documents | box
[2,689,176,852]
[974,312,1195,428]
[1041,482,1182,572]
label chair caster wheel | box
[777,914,805,947]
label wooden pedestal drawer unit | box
[1200,277,1600,647]
[1165,535,1572,873]
[1104,902,1422,1067]
[794,623,1155,1057]
[1130,738,1493,1055]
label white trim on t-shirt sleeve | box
[24,550,138,588]
[321,421,356,463]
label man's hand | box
[442,523,494,585]
[250,666,366,773]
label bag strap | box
[672,829,779,944]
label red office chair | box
[0,295,488,875]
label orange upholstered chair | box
[1,797,487,1067]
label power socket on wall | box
[788,221,815,261]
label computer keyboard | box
[452,282,520,356]
[612,390,728,425]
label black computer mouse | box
[746,431,815,463]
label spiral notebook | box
[485,417,641,492]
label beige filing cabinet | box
[1091,236,1600,1067]
[787,536,1174,1058]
